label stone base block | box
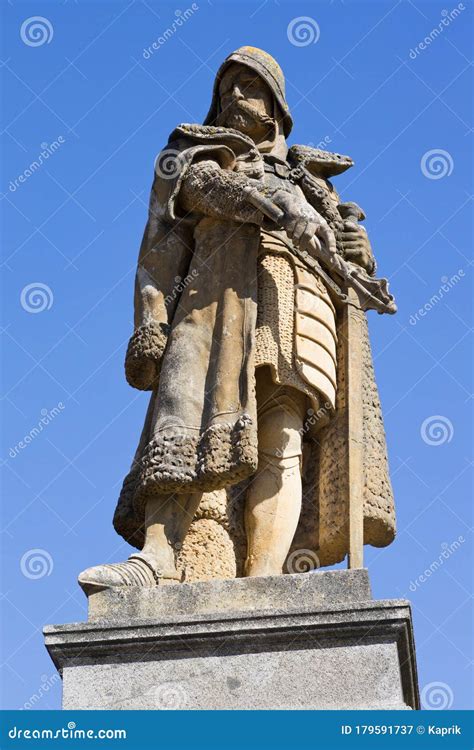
[44,569,419,710]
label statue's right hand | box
[271,190,335,255]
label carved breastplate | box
[262,157,301,197]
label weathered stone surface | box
[44,571,419,710]
[78,46,397,595]
[87,568,372,622]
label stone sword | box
[337,201,369,570]
[243,187,396,569]
[242,186,397,315]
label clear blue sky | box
[1,0,472,711]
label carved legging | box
[244,365,307,576]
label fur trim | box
[133,414,258,515]
[170,124,259,159]
[124,322,169,391]
[288,144,353,178]
[113,464,145,549]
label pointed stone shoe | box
[78,553,180,596]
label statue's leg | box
[244,366,306,577]
[140,492,202,572]
[78,493,201,594]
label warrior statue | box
[79,47,396,594]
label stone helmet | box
[203,46,293,137]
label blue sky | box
[1,0,472,711]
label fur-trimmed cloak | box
[113,124,396,566]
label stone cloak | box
[113,124,396,566]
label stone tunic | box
[255,163,338,415]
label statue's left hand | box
[339,221,376,275]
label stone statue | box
[79,47,397,594]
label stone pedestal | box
[44,570,419,710]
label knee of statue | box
[257,403,303,465]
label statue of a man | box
[79,47,396,593]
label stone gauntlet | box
[338,223,377,276]
[179,160,264,224]
[124,321,170,391]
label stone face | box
[44,571,419,710]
